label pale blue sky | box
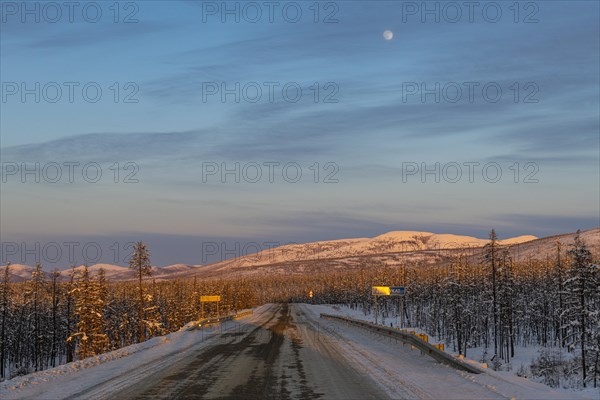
[1,1,598,266]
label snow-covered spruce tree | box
[553,241,566,348]
[65,266,77,363]
[483,229,500,357]
[591,333,600,388]
[0,264,11,379]
[446,255,469,356]
[49,270,61,368]
[143,279,163,338]
[26,263,48,372]
[67,266,108,360]
[92,269,110,356]
[497,247,515,362]
[129,241,152,342]
[104,282,137,348]
[563,230,599,388]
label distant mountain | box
[69,263,205,281]
[69,264,132,280]
[5,264,38,283]
[2,263,204,282]
[167,228,598,279]
[4,229,597,282]
[182,231,539,276]
[502,228,600,263]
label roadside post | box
[200,295,221,320]
[371,286,405,325]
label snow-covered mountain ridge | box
[184,228,598,279]
[6,228,599,282]
[4,263,204,283]
[195,230,539,272]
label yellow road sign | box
[372,286,405,296]
[200,295,221,302]
[372,286,391,295]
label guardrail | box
[232,310,254,320]
[188,309,254,330]
[320,313,482,374]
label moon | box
[383,30,394,41]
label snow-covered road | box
[81,303,387,400]
[1,304,591,399]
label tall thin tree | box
[483,229,500,357]
[129,242,152,342]
[0,264,11,379]
[564,230,597,388]
[554,241,566,347]
[50,269,61,367]
[65,266,76,363]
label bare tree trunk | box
[492,256,498,356]
[51,273,58,368]
[580,279,587,388]
[0,266,9,379]
[139,265,144,342]
[594,342,599,388]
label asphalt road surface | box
[108,303,387,400]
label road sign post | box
[200,295,221,319]
[371,286,405,325]
[374,295,378,325]
[400,296,404,328]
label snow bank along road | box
[1,304,588,400]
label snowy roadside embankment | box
[307,304,599,400]
[0,306,268,400]
[0,322,202,398]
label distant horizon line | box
[4,226,598,271]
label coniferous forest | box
[0,232,598,389]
